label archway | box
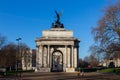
[108,62,115,68]
[51,50,63,72]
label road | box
[0,72,120,80]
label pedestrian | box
[81,69,84,77]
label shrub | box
[115,68,120,74]
[99,68,114,73]
[75,67,98,72]
[83,68,97,72]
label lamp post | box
[16,37,22,77]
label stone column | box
[43,46,47,67]
[47,45,50,67]
[68,46,70,68]
[72,45,74,67]
[74,47,77,67]
[36,46,39,68]
[50,47,53,68]
[40,45,43,67]
[118,59,120,67]
[64,45,67,68]
[77,46,79,67]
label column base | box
[35,68,50,72]
[66,68,75,72]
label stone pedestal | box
[35,68,50,72]
[66,68,75,72]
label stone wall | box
[42,30,73,38]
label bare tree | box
[0,41,30,71]
[17,42,29,70]
[89,54,99,67]
[0,43,17,70]
[83,55,99,67]
[91,1,120,59]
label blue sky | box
[0,0,118,59]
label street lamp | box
[16,37,22,76]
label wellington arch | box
[35,12,80,72]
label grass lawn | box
[1,70,34,76]
[99,68,120,74]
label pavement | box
[0,72,120,80]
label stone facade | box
[100,58,120,67]
[35,11,80,72]
[35,28,80,72]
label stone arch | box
[108,62,115,68]
[51,50,63,72]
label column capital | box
[71,45,74,47]
[47,45,50,47]
[36,45,39,47]
[69,45,74,47]
[65,45,68,47]
[40,44,44,46]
